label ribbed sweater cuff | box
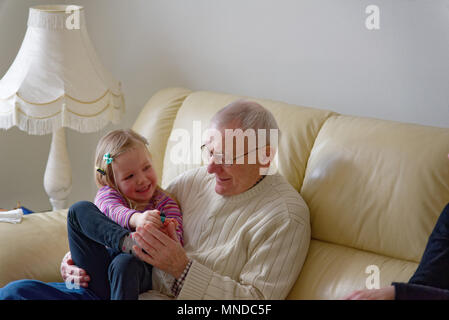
[177,260,213,300]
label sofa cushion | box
[132,87,192,183]
[301,115,449,262]
[287,240,418,299]
[0,210,68,287]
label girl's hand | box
[160,218,179,236]
[130,210,163,230]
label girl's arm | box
[94,186,138,230]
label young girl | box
[66,129,183,300]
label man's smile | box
[216,176,231,183]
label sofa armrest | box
[0,209,68,287]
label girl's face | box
[112,145,158,205]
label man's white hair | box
[210,99,280,146]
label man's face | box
[205,121,263,196]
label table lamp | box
[0,5,125,210]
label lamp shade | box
[0,5,125,135]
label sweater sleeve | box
[94,186,138,230]
[393,282,449,300]
[177,214,311,300]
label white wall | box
[1,0,448,211]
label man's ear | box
[259,145,276,167]
[258,145,277,175]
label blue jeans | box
[0,201,153,300]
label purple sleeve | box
[156,193,184,246]
[94,186,138,230]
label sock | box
[120,232,140,255]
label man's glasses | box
[200,144,264,167]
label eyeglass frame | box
[200,143,266,167]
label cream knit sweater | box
[147,166,310,300]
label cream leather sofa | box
[1,87,449,299]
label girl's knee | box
[67,201,97,222]
[69,201,96,214]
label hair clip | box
[103,153,114,164]
[96,167,106,176]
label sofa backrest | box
[133,87,449,299]
[302,115,449,262]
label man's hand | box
[133,222,189,279]
[343,286,395,300]
[60,251,90,288]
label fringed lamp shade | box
[0,5,125,210]
[0,5,124,134]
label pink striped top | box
[94,186,183,245]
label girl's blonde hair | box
[94,129,150,189]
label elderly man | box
[0,100,310,300]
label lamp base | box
[49,198,68,211]
[43,128,72,211]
